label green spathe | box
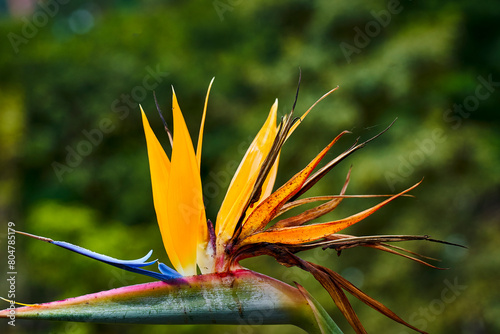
[0,269,342,334]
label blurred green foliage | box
[0,0,499,333]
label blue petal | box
[17,231,182,281]
[52,241,157,267]
[158,262,183,278]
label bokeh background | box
[1,0,499,333]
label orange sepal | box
[215,100,278,248]
[165,89,207,275]
[141,107,182,273]
[241,180,422,245]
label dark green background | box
[1,0,499,333]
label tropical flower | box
[1,78,462,333]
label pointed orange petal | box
[196,77,214,169]
[141,107,181,273]
[166,89,207,276]
[241,181,421,245]
[275,194,402,220]
[195,78,215,273]
[215,100,278,248]
[237,132,348,241]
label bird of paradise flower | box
[1,77,462,333]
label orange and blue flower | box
[5,78,463,334]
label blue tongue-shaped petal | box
[52,241,157,267]
[17,231,182,281]
[158,262,183,277]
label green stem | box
[0,269,342,333]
